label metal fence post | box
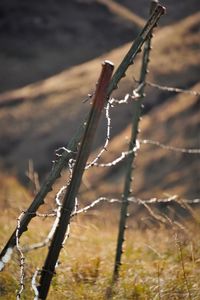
[37,61,114,299]
[112,0,160,283]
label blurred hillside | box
[0,0,142,92]
[0,0,199,92]
[0,1,199,200]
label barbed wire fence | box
[0,1,200,299]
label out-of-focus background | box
[0,0,199,200]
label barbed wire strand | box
[109,83,143,105]
[24,194,200,237]
[82,81,143,105]
[85,138,200,170]
[132,77,200,96]
[16,211,26,299]
[32,268,40,300]
[93,140,140,168]
[140,139,200,154]
[85,102,112,169]
[84,86,144,170]
[128,196,200,204]
[72,197,122,216]
[145,80,200,97]
[25,197,121,253]
[86,88,142,170]
[35,211,56,218]
[22,197,200,254]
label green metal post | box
[112,0,160,283]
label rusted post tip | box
[104,60,114,67]
[102,60,115,74]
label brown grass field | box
[1,176,200,299]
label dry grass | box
[1,176,200,299]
